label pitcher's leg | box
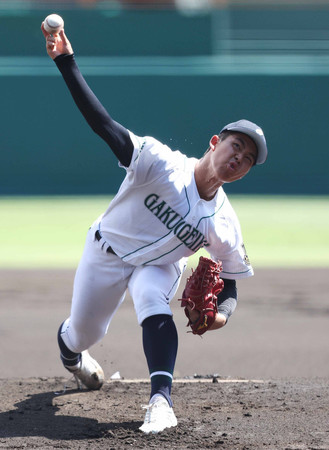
[58,228,133,388]
[142,314,178,406]
[62,230,132,353]
[128,263,184,432]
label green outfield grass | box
[0,195,328,269]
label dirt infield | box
[0,268,329,448]
[1,377,329,449]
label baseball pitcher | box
[41,20,267,434]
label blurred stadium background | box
[1,0,329,196]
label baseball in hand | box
[43,14,64,34]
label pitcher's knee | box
[61,319,106,353]
[135,293,172,325]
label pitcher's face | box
[209,133,258,183]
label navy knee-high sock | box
[57,323,81,368]
[142,314,178,407]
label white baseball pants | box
[61,224,185,354]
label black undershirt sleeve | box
[54,53,134,167]
[216,278,238,322]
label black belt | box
[95,230,117,255]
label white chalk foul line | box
[108,378,265,384]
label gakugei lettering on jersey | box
[144,193,210,252]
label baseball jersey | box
[98,131,253,280]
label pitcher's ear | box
[209,135,220,150]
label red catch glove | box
[178,256,224,335]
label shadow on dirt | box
[0,388,141,440]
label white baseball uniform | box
[99,131,252,276]
[62,131,253,353]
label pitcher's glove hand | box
[178,256,224,335]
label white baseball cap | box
[220,119,268,165]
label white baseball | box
[44,14,64,34]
